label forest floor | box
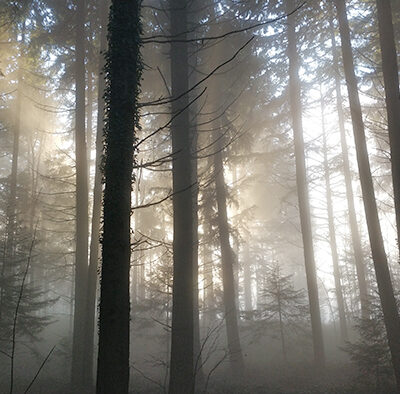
[130,361,396,394]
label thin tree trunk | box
[286,0,325,367]
[243,243,252,311]
[276,271,287,363]
[87,70,93,173]
[96,1,142,392]
[320,90,348,342]
[71,0,89,389]
[203,194,216,328]
[334,0,400,389]
[214,135,245,375]
[375,0,400,257]
[168,0,194,392]
[328,5,368,318]
[83,1,109,389]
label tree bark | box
[96,1,142,392]
[71,0,89,389]
[168,0,194,392]
[334,0,400,389]
[375,0,400,258]
[320,90,348,342]
[286,0,325,368]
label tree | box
[375,0,400,256]
[96,0,142,392]
[82,0,110,387]
[70,0,89,390]
[168,0,195,392]
[334,0,400,389]
[320,90,348,341]
[345,296,394,393]
[328,2,368,318]
[261,263,309,363]
[286,0,325,368]
[214,131,245,375]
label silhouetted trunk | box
[334,0,400,389]
[96,1,142,392]
[214,135,245,375]
[83,1,109,388]
[320,91,348,342]
[71,0,89,389]
[286,0,325,368]
[190,65,203,392]
[168,0,194,392]
[376,0,400,256]
[328,4,368,318]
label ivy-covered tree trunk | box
[168,0,194,392]
[375,0,400,257]
[96,0,142,393]
[334,0,400,389]
[71,0,89,390]
[83,0,109,388]
[214,134,245,375]
[321,93,347,342]
[286,0,325,368]
[328,7,368,318]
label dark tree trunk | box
[214,136,245,375]
[334,0,400,389]
[190,65,203,392]
[286,0,325,368]
[168,0,194,392]
[320,91,348,342]
[71,0,89,389]
[96,1,142,393]
[82,0,109,389]
[375,0,400,257]
[328,5,368,318]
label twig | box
[24,345,56,393]
[9,224,38,394]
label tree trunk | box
[320,90,348,342]
[214,135,245,375]
[96,1,142,392]
[83,0,109,389]
[190,64,203,392]
[328,4,368,318]
[71,0,89,389]
[286,0,325,368]
[168,0,194,392]
[243,243,252,311]
[334,0,400,389]
[375,0,400,258]
[203,191,216,328]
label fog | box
[0,0,400,393]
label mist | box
[1,0,400,393]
